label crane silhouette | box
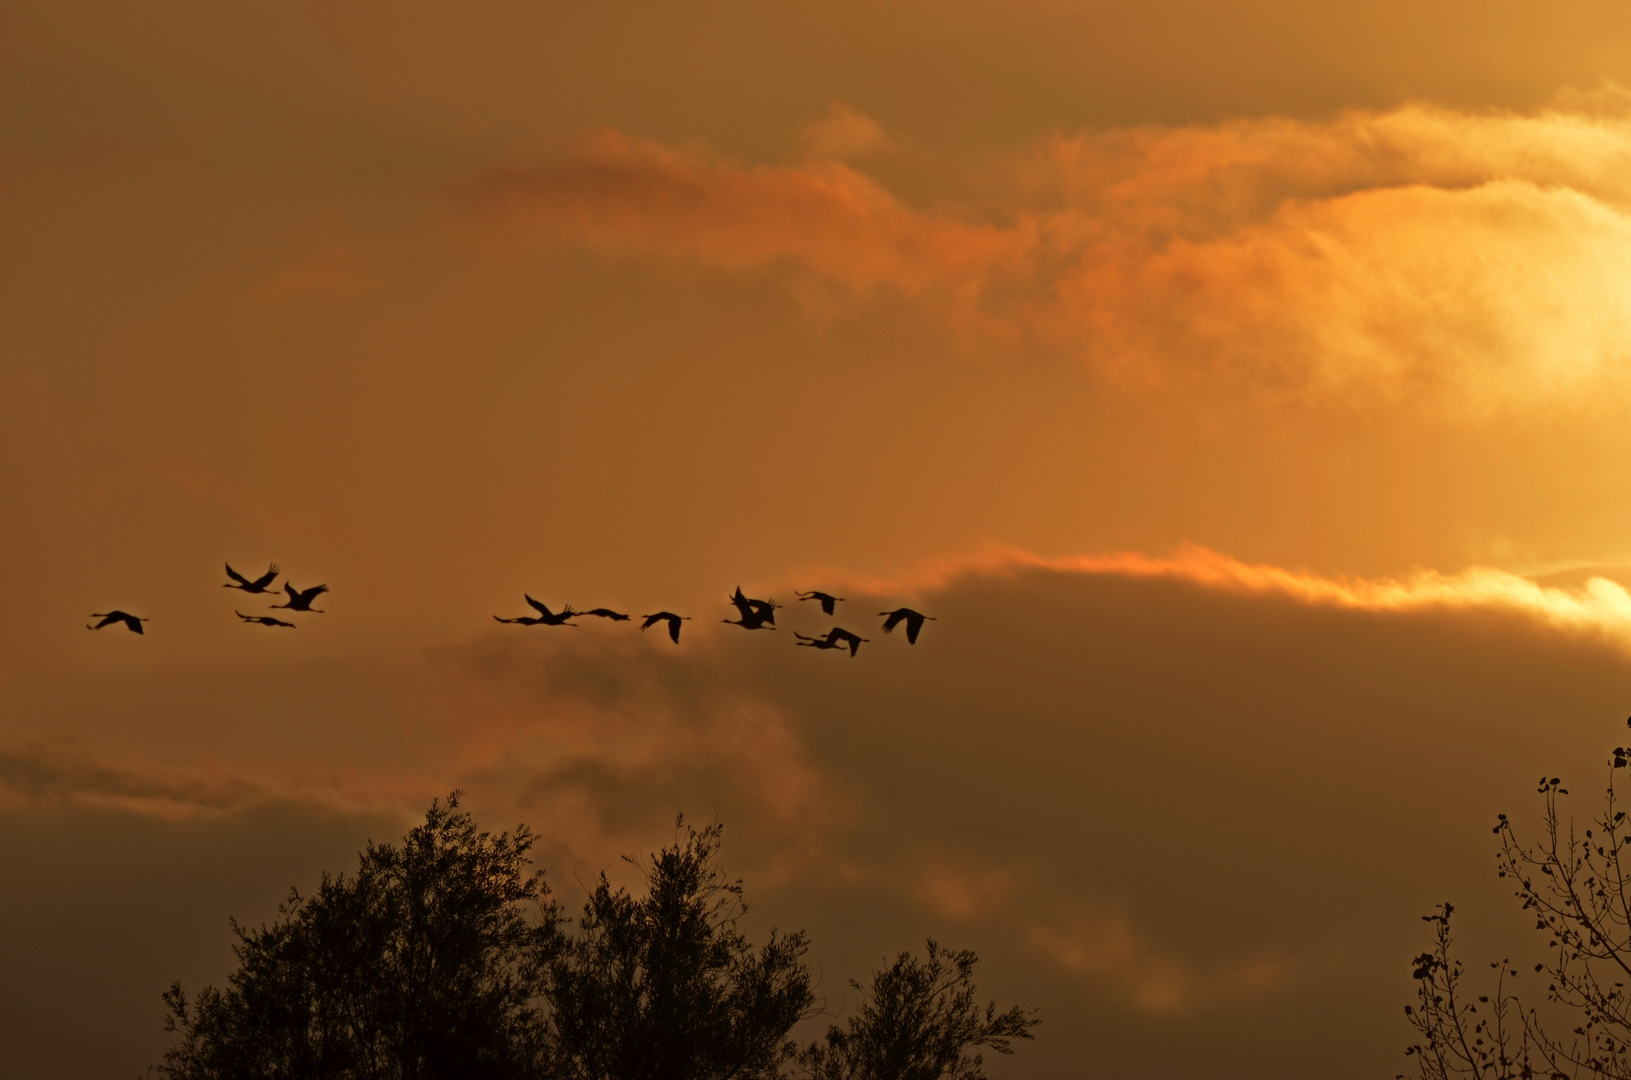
[879,607,935,644]
[641,611,691,643]
[797,626,867,656]
[724,587,778,630]
[270,582,329,613]
[223,562,280,594]
[237,611,296,628]
[87,611,149,634]
[826,627,867,656]
[796,590,845,615]
[794,630,846,652]
[580,608,631,622]
[494,595,579,626]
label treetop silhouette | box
[152,799,1037,1080]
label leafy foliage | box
[1400,904,1527,1079]
[153,803,1038,1080]
[1403,754,1631,1080]
[798,940,1038,1080]
[547,819,815,1080]
[156,793,563,1080]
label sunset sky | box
[11,1,1631,1076]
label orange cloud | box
[387,633,844,880]
[455,94,1631,412]
[453,127,1029,308]
[0,740,427,822]
[828,542,1631,654]
[13,541,1631,1067]
[1031,914,1294,1015]
[799,101,898,162]
[12,542,1630,832]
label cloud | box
[452,128,1028,312]
[12,545,1631,1074]
[787,542,1631,657]
[455,93,1631,412]
[388,631,844,880]
[259,240,370,299]
[799,102,898,162]
[1029,914,1289,1015]
[0,740,422,821]
[912,857,1019,920]
[0,741,269,818]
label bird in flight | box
[826,627,867,656]
[270,582,329,613]
[641,611,691,643]
[87,611,149,634]
[236,611,296,628]
[725,587,778,630]
[580,608,631,622]
[494,595,579,626]
[796,626,868,656]
[796,590,845,615]
[879,607,935,644]
[223,562,280,594]
[736,587,778,622]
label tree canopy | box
[157,793,562,1080]
[154,797,1037,1080]
[1402,744,1631,1079]
[547,821,814,1080]
[798,940,1039,1080]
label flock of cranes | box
[492,585,934,656]
[88,565,936,657]
[85,562,332,635]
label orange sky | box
[9,1,1631,1076]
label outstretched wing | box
[880,609,907,633]
[904,612,925,644]
[249,563,280,590]
[820,596,837,615]
[525,594,552,617]
[667,617,682,643]
[224,563,250,587]
[298,584,329,603]
[729,588,755,620]
[124,614,146,634]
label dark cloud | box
[6,560,1626,1077]
[0,740,268,815]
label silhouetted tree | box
[155,793,563,1080]
[153,805,1039,1080]
[1400,904,1527,1079]
[798,940,1038,1080]
[1402,750,1631,1079]
[546,818,815,1080]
